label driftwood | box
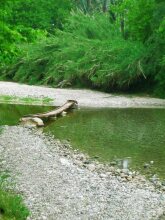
[20,100,78,127]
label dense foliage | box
[0,0,165,97]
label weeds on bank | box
[0,95,54,105]
[0,173,30,220]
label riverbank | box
[1,81,165,108]
[0,126,165,220]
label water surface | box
[45,108,165,179]
[0,103,165,179]
[0,103,53,126]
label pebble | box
[144,163,150,169]
[0,126,165,220]
[162,186,165,191]
[100,174,107,179]
[87,164,96,172]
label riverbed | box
[1,103,165,180]
[0,82,165,219]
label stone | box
[144,163,150,169]
[87,164,96,172]
[100,173,107,179]
[121,169,129,175]
[109,166,115,173]
[21,117,44,127]
[60,158,71,166]
[116,169,121,174]
[126,176,132,181]
[120,173,127,178]
[83,160,91,165]
[61,111,67,116]
[162,186,165,191]
[161,181,165,186]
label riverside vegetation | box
[0,0,165,97]
[0,174,30,220]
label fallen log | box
[20,100,78,127]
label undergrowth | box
[2,14,146,92]
[1,12,165,96]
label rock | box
[116,169,121,174]
[83,160,91,165]
[120,173,127,178]
[161,181,165,186]
[121,169,129,175]
[155,181,162,188]
[87,164,96,172]
[162,186,165,191]
[76,154,86,161]
[20,117,44,127]
[74,160,83,167]
[128,171,133,176]
[144,163,150,169]
[60,158,71,166]
[109,166,115,173]
[126,176,132,181]
[61,111,67,116]
[100,174,107,179]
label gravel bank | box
[1,81,165,108]
[0,126,165,220]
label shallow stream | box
[0,103,165,180]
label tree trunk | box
[86,0,91,12]
[20,100,78,126]
[103,0,108,13]
[120,14,125,38]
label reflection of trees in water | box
[0,104,52,126]
[45,108,165,179]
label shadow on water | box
[0,103,165,179]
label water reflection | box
[117,158,132,169]
[45,108,165,179]
[0,104,165,179]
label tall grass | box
[3,13,146,91]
